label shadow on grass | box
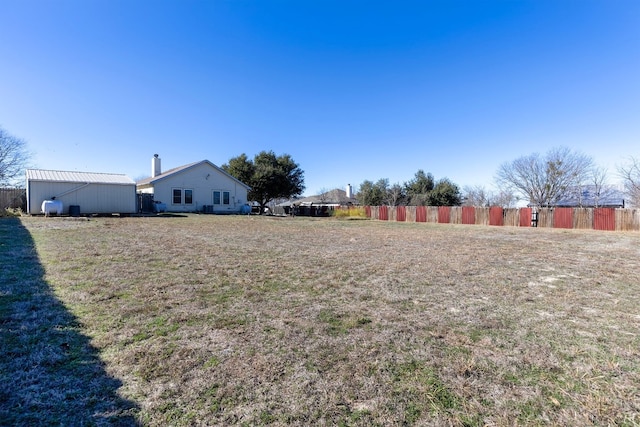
[0,218,140,425]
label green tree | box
[360,172,462,206]
[428,178,462,206]
[222,151,305,213]
[357,179,388,206]
[404,170,434,206]
[222,153,255,185]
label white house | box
[136,155,250,213]
[26,169,137,215]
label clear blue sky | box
[1,0,638,196]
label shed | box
[26,169,137,215]
[136,156,251,213]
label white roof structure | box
[25,168,137,215]
[26,169,135,185]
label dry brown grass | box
[5,214,640,425]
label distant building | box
[298,187,356,205]
[277,185,358,216]
[555,186,625,208]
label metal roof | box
[278,188,357,206]
[555,186,625,208]
[26,169,135,185]
[135,161,200,186]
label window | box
[172,188,193,205]
[213,191,231,205]
[172,189,182,204]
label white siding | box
[148,162,248,213]
[27,181,137,214]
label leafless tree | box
[462,185,490,206]
[584,166,621,208]
[491,190,519,208]
[384,183,405,206]
[463,185,518,207]
[317,187,330,204]
[495,147,593,207]
[0,126,30,186]
[619,157,640,207]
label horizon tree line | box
[1,125,640,209]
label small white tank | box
[42,200,63,216]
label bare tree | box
[0,126,30,186]
[462,185,518,207]
[619,157,640,207]
[462,185,490,206]
[317,187,330,204]
[491,189,519,208]
[385,183,405,206]
[495,147,593,207]
[584,166,621,208]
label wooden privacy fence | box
[0,188,26,210]
[365,206,640,232]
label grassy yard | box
[2,214,640,426]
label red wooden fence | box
[379,205,388,221]
[593,208,615,231]
[489,207,503,226]
[438,206,451,223]
[554,208,574,229]
[519,208,532,227]
[396,206,406,222]
[363,206,639,232]
[462,206,475,225]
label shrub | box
[331,206,368,219]
[0,208,22,217]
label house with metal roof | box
[275,185,357,216]
[293,187,357,207]
[136,155,251,213]
[555,186,625,208]
[26,169,137,215]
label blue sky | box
[1,0,638,196]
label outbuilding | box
[26,169,137,215]
[136,155,251,213]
